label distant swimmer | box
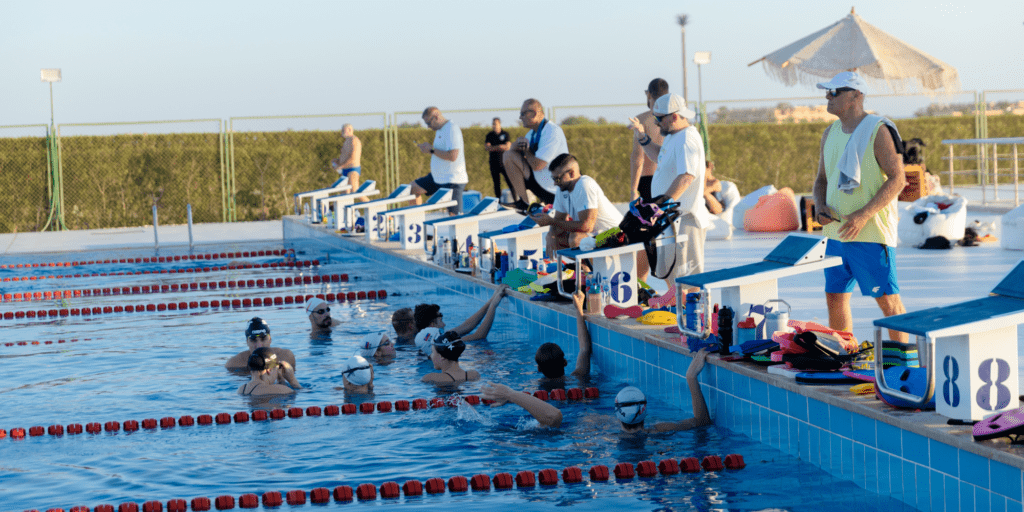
[339,354,374,393]
[358,331,396,363]
[226,317,297,370]
[390,308,418,346]
[412,284,507,345]
[534,291,592,387]
[331,124,367,201]
[238,347,301,396]
[483,349,711,431]
[419,330,480,384]
[306,297,340,333]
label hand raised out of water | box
[572,291,585,316]
[686,349,708,380]
[481,381,511,406]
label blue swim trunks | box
[340,166,361,177]
[823,239,900,297]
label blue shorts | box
[340,166,361,177]
[824,239,900,297]
[414,174,465,215]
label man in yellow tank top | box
[811,72,908,343]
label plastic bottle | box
[586,272,602,315]
[685,292,701,346]
[601,276,611,305]
[718,306,734,355]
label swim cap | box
[246,317,271,338]
[359,331,390,358]
[415,327,442,355]
[433,331,466,361]
[342,354,373,386]
[247,347,279,372]
[305,297,328,315]
[614,386,648,425]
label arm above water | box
[650,349,711,432]
[481,381,563,427]
[569,291,592,379]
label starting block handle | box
[872,327,935,408]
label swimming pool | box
[1,238,922,511]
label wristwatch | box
[429,149,435,154]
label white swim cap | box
[415,327,443,355]
[305,297,328,315]
[358,331,389,358]
[614,386,648,425]
[342,355,373,386]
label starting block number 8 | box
[941,355,1013,412]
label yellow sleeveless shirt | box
[822,119,898,246]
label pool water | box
[0,240,922,511]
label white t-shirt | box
[431,121,468,184]
[653,125,711,229]
[526,120,569,193]
[553,175,623,235]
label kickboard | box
[876,366,936,409]
[842,370,876,382]
[795,371,862,384]
[973,408,1024,441]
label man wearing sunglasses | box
[627,93,711,283]
[306,297,340,334]
[812,71,908,343]
[225,316,298,371]
[502,98,569,210]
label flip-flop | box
[604,304,644,319]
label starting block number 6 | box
[611,272,632,304]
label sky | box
[2,0,1022,133]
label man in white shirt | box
[503,98,569,210]
[529,153,623,258]
[413,107,468,214]
[628,93,710,282]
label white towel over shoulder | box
[837,114,900,194]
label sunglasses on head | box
[826,87,856,98]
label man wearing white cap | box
[305,297,340,333]
[628,93,711,281]
[812,71,908,343]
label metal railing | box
[942,137,1023,207]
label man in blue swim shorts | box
[812,72,908,343]
[330,124,368,201]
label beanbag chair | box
[732,185,777,230]
[897,194,968,248]
[1003,204,1024,251]
[707,181,742,240]
[743,188,800,232]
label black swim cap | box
[246,317,271,338]
[433,330,466,361]
[247,347,278,372]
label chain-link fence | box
[56,120,224,229]
[227,113,387,222]
[0,125,51,233]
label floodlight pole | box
[693,52,711,125]
[677,14,689,106]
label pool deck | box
[281,203,1024,512]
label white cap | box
[415,327,442,355]
[342,354,373,386]
[358,331,388,358]
[816,71,868,94]
[304,297,328,315]
[652,93,695,120]
[614,386,648,425]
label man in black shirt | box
[484,117,512,199]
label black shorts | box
[414,174,465,214]
[638,176,653,202]
[525,172,555,204]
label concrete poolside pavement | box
[0,221,283,256]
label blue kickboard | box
[876,366,936,409]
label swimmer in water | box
[226,317,297,371]
[358,331,396,363]
[534,291,592,386]
[420,330,479,384]
[238,347,301,396]
[339,354,374,393]
[412,284,508,343]
[306,297,341,333]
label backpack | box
[618,195,681,279]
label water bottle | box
[303,203,311,223]
[718,306,734,355]
[601,276,611,305]
[685,292,701,346]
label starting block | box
[422,197,520,257]
[346,184,415,242]
[873,260,1024,420]
[555,233,688,307]
[478,217,549,273]
[675,234,841,336]
[293,177,353,222]
[319,181,380,230]
[382,189,458,250]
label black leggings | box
[489,161,511,198]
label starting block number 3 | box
[407,223,422,244]
[942,355,1013,411]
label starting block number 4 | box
[934,325,1019,421]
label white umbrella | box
[748,8,960,94]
